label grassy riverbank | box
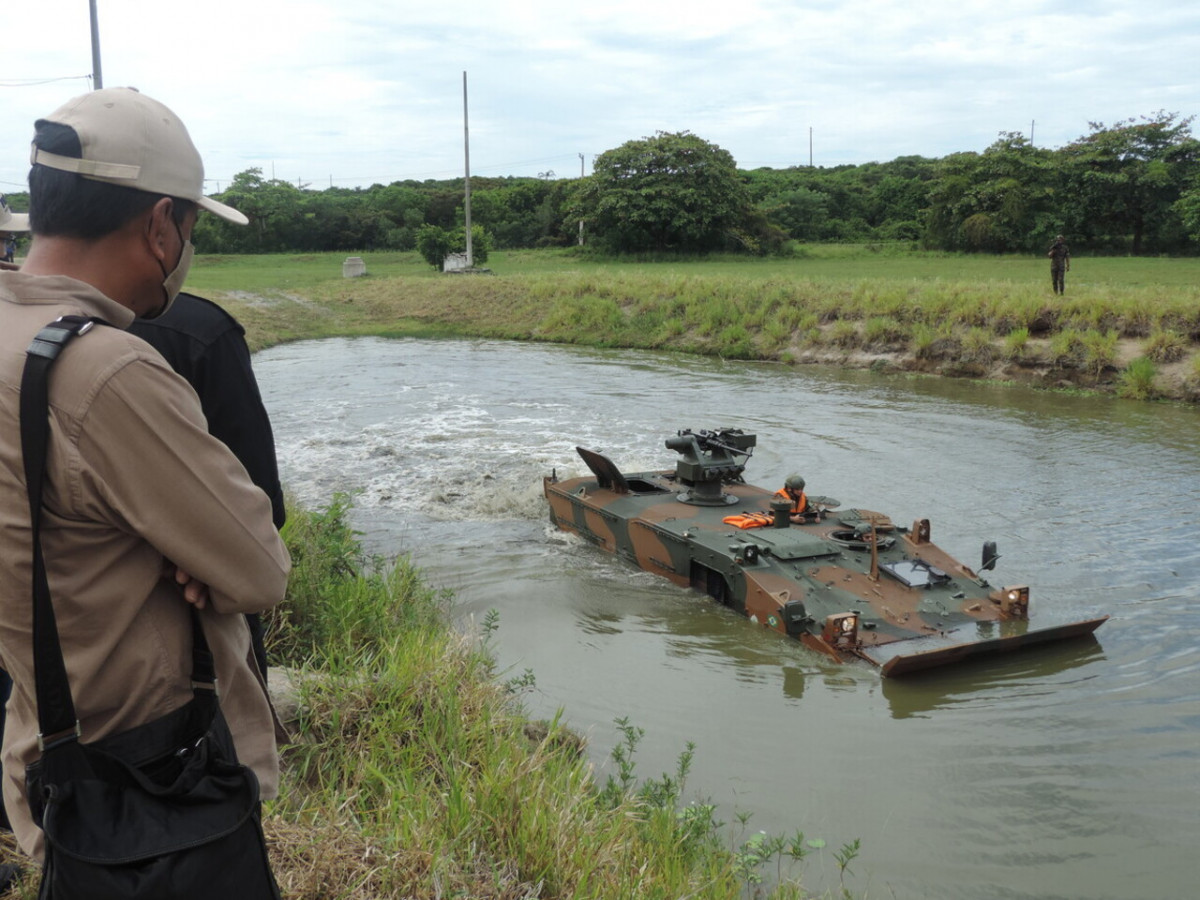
[187,245,1200,403]
[258,496,844,899]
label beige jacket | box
[0,272,291,857]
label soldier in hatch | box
[775,474,815,523]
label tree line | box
[5,111,1197,258]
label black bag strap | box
[19,315,216,752]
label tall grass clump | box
[717,323,755,359]
[269,492,446,668]
[1185,355,1200,399]
[538,295,627,345]
[761,317,794,353]
[1117,357,1158,400]
[1081,329,1120,377]
[249,495,844,900]
[910,323,939,359]
[829,319,859,348]
[1003,327,1030,361]
[1048,328,1086,369]
[1143,329,1188,363]
[961,326,995,364]
[862,316,909,349]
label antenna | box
[462,71,473,268]
[89,0,103,89]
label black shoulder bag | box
[19,316,281,899]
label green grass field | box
[184,246,1200,402]
[189,245,1200,292]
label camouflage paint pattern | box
[544,445,1106,677]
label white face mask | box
[149,222,194,318]
[161,239,194,306]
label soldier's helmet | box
[785,474,806,491]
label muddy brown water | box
[256,337,1198,900]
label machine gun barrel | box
[676,428,754,458]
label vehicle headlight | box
[1000,586,1029,619]
[822,612,860,646]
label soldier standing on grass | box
[1048,234,1071,294]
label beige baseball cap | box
[0,195,29,231]
[30,87,247,225]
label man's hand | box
[163,561,210,609]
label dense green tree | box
[742,158,934,244]
[369,184,427,249]
[1059,112,1199,253]
[759,185,830,241]
[471,178,573,248]
[571,131,760,253]
[923,135,1058,252]
[922,153,979,251]
[1176,177,1200,243]
[193,168,307,253]
[184,115,1198,258]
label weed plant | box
[1049,329,1086,368]
[962,326,996,364]
[1003,327,1030,361]
[1117,357,1159,400]
[1081,329,1120,376]
[1144,329,1188,363]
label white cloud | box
[2,0,1196,194]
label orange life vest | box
[722,512,774,530]
[774,487,807,514]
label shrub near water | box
[1117,357,1158,400]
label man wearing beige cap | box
[0,88,290,859]
[0,194,28,269]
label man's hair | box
[29,121,195,238]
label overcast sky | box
[2,0,1197,197]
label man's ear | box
[143,197,176,265]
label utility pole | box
[462,71,473,268]
[89,0,103,89]
[809,127,813,167]
[1030,119,1036,146]
[578,152,585,246]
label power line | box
[0,75,91,87]
[201,154,589,191]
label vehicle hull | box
[544,442,1107,678]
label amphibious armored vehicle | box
[543,428,1107,677]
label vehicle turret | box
[666,428,756,506]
